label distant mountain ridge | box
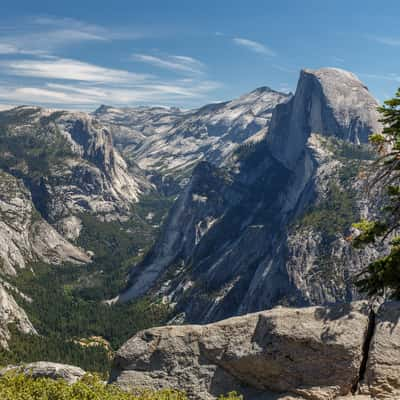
[94,87,291,180]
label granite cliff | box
[113,68,383,323]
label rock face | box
[112,301,396,400]
[0,170,90,276]
[267,68,381,170]
[112,302,400,400]
[95,87,291,180]
[1,362,85,384]
[0,106,149,226]
[362,302,400,398]
[114,68,383,323]
[0,282,37,348]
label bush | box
[0,373,185,400]
[0,373,243,400]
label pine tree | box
[354,89,400,298]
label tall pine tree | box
[354,89,400,298]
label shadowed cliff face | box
[114,68,383,323]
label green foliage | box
[0,329,111,376]
[0,119,75,177]
[76,194,173,299]
[353,88,400,299]
[352,220,387,247]
[299,182,359,245]
[326,137,376,160]
[234,140,263,161]
[0,373,190,400]
[0,373,243,400]
[3,261,169,373]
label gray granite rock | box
[362,302,400,399]
[1,362,86,384]
[111,302,371,400]
[267,68,381,170]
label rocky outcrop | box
[362,302,400,398]
[0,170,90,276]
[0,106,150,226]
[115,68,384,323]
[0,282,37,348]
[0,362,85,384]
[111,302,400,400]
[41,109,148,222]
[112,301,400,400]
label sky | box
[0,0,399,110]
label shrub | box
[0,373,243,400]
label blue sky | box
[0,0,399,110]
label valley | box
[0,66,396,399]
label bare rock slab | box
[363,302,400,399]
[111,302,370,400]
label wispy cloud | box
[368,35,400,46]
[331,56,345,64]
[233,37,275,56]
[0,16,220,108]
[0,79,221,109]
[0,53,220,108]
[358,72,400,82]
[132,54,205,75]
[0,44,18,55]
[0,15,145,57]
[271,64,297,73]
[278,83,293,93]
[0,57,150,83]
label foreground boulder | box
[0,362,85,384]
[111,302,375,400]
[362,302,400,398]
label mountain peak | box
[302,67,362,82]
[267,67,381,169]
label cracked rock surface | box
[112,301,393,400]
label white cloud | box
[0,44,19,55]
[0,77,221,109]
[358,72,400,82]
[233,37,275,56]
[369,35,400,46]
[0,57,150,83]
[132,54,205,74]
[0,16,219,108]
[0,16,145,57]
